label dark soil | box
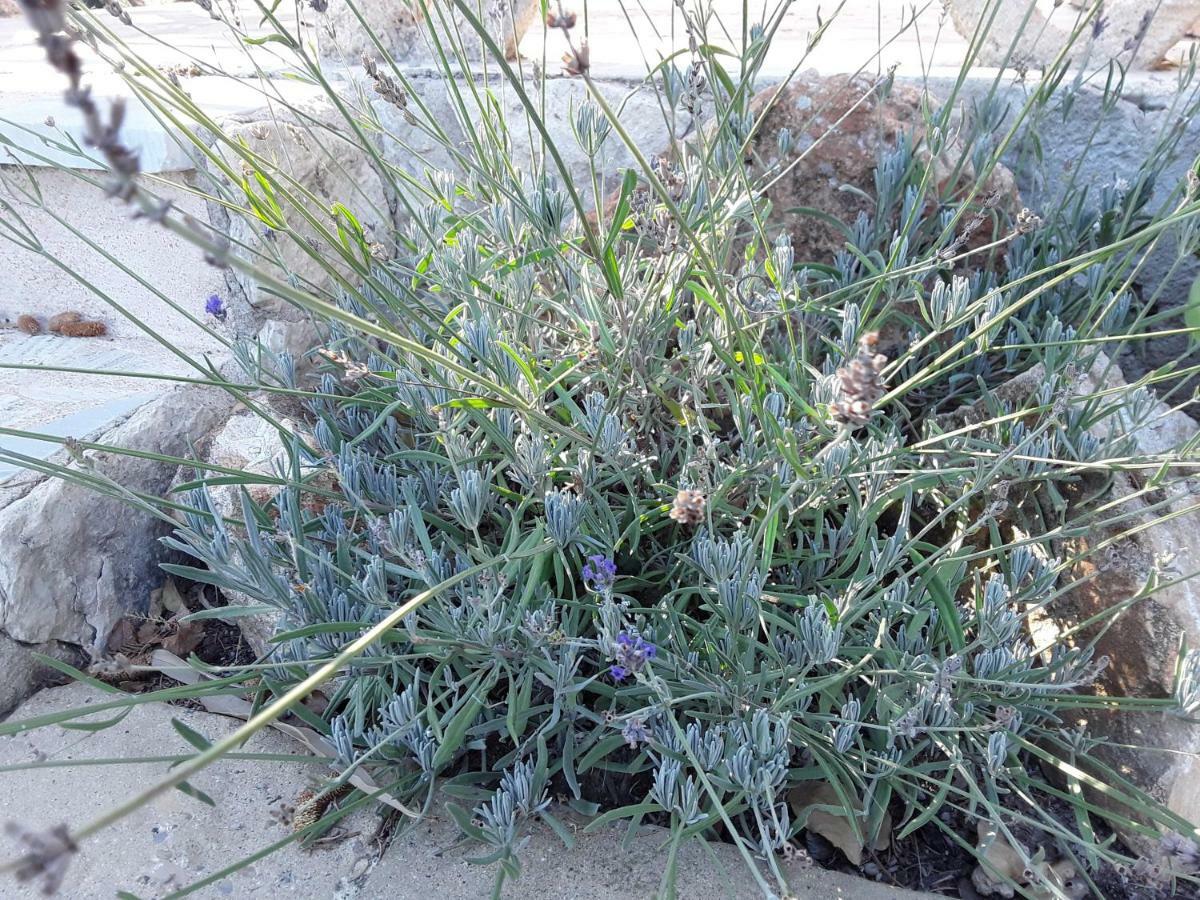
[807,766,1200,899]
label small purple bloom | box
[205,294,227,321]
[610,630,655,682]
[582,555,617,593]
[621,716,650,748]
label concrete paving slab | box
[0,168,226,476]
[0,683,941,900]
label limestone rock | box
[1048,355,1200,848]
[0,385,236,717]
[207,101,391,353]
[317,0,539,67]
[946,0,1198,70]
[494,77,692,204]
[745,72,1017,265]
[0,635,85,721]
[368,82,463,223]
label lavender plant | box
[2,1,1200,898]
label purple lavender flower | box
[611,630,655,682]
[582,555,617,593]
[621,716,650,748]
[205,294,227,322]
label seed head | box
[831,332,887,427]
[48,310,82,333]
[1015,207,1044,234]
[5,822,77,895]
[669,488,705,526]
[561,39,589,77]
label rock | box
[204,101,391,354]
[317,0,539,67]
[946,0,1198,70]
[745,72,1017,265]
[937,75,1200,421]
[0,635,85,723]
[0,385,237,717]
[197,410,296,655]
[0,682,374,898]
[1044,355,1200,849]
[0,682,942,899]
[367,80,463,222]
[491,76,692,203]
[368,71,689,227]
[0,0,21,18]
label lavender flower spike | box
[582,554,617,594]
[611,630,656,682]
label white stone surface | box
[0,682,371,898]
[0,4,311,173]
[317,0,539,67]
[946,0,1200,70]
[0,169,227,472]
[0,682,940,899]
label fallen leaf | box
[136,620,162,645]
[105,618,137,654]
[971,821,1087,899]
[160,578,188,615]
[789,781,891,866]
[161,615,205,657]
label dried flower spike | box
[362,55,409,114]
[47,310,82,333]
[547,9,576,29]
[59,320,108,338]
[561,39,589,77]
[21,0,140,200]
[16,314,41,335]
[1160,832,1200,872]
[831,332,887,427]
[669,488,705,525]
[5,822,77,895]
[104,0,131,26]
[1015,207,1044,234]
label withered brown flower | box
[830,332,887,427]
[669,488,705,525]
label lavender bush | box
[2,1,1200,897]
